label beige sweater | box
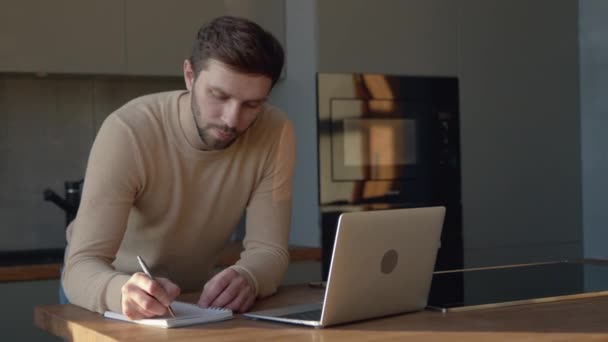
[62,90,295,313]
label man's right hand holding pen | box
[120,259,181,320]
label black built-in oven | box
[317,73,463,299]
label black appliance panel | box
[317,73,462,280]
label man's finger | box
[131,287,167,316]
[122,289,163,319]
[133,273,173,307]
[155,277,181,303]
[209,277,247,308]
[198,269,237,307]
[225,286,252,312]
[240,292,256,313]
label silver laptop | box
[244,206,445,327]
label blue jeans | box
[58,267,70,304]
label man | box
[62,16,295,319]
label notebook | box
[103,301,233,328]
[244,206,445,327]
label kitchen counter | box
[35,283,608,341]
[0,242,321,282]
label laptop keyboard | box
[280,309,322,321]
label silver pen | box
[136,255,176,318]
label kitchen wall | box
[317,0,583,267]
[268,0,319,247]
[579,0,608,293]
[0,77,184,251]
[580,0,608,261]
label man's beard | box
[191,98,238,150]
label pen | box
[136,255,176,318]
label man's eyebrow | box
[210,85,268,103]
[209,86,228,95]
[245,97,268,103]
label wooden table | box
[35,284,608,341]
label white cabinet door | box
[0,0,125,74]
[125,0,285,76]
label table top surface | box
[35,283,608,342]
[428,259,608,311]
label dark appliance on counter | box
[0,180,82,266]
[43,179,83,228]
[316,73,463,303]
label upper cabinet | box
[0,0,125,74]
[125,0,285,76]
[317,0,458,76]
[0,0,285,76]
[126,0,285,76]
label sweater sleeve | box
[62,115,143,313]
[234,119,296,297]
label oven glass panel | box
[330,99,426,181]
[343,118,417,167]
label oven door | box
[327,98,437,204]
[330,99,433,182]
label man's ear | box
[183,59,195,91]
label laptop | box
[244,206,445,327]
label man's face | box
[184,59,272,150]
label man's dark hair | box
[190,16,284,87]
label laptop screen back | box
[320,206,445,326]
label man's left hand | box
[197,268,256,313]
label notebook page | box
[104,301,233,328]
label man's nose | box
[221,101,241,129]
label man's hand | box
[121,272,180,320]
[198,268,256,313]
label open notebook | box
[103,301,233,328]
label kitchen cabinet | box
[317,0,458,76]
[1,280,61,342]
[125,0,286,76]
[457,0,581,266]
[0,0,124,74]
[0,0,285,76]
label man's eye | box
[245,102,261,109]
[210,90,227,100]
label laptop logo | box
[381,249,398,274]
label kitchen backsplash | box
[0,76,184,251]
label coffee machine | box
[43,179,83,228]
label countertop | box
[0,242,321,282]
[35,283,608,341]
